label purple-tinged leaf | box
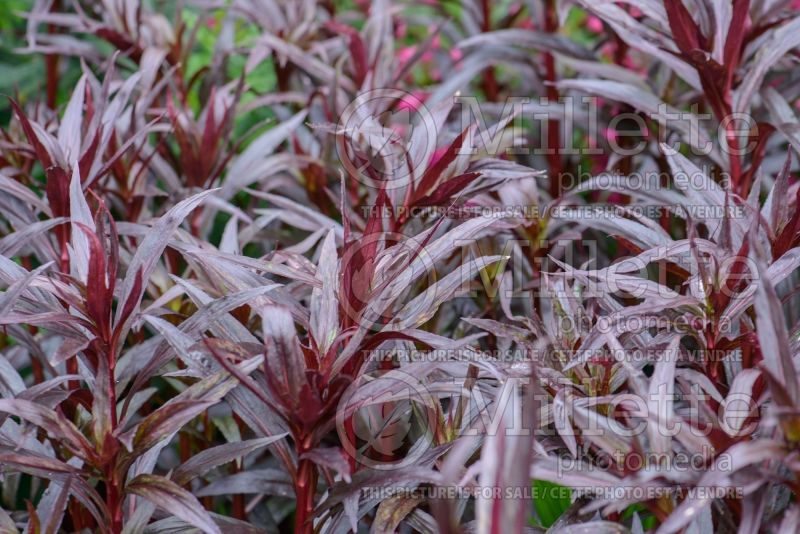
[171,434,289,486]
[0,399,94,461]
[657,441,785,533]
[113,189,218,335]
[300,447,352,483]
[126,475,223,534]
[195,468,294,498]
[753,254,798,403]
[310,229,339,355]
[476,374,537,534]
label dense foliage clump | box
[0,1,799,532]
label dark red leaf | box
[664,0,703,55]
[413,125,474,204]
[412,172,482,208]
[8,98,52,168]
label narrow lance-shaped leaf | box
[171,434,289,486]
[126,475,223,534]
[753,252,799,404]
[113,189,218,336]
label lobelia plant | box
[0,0,799,533]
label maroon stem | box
[543,0,562,199]
[480,0,499,101]
[294,457,318,534]
[725,121,744,195]
[105,342,122,533]
[45,1,61,109]
[106,465,123,534]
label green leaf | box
[531,480,571,528]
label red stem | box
[106,343,122,533]
[543,0,563,198]
[106,465,123,534]
[45,1,60,109]
[294,457,318,534]
[480,0,499,101]
[726,122,744,195]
